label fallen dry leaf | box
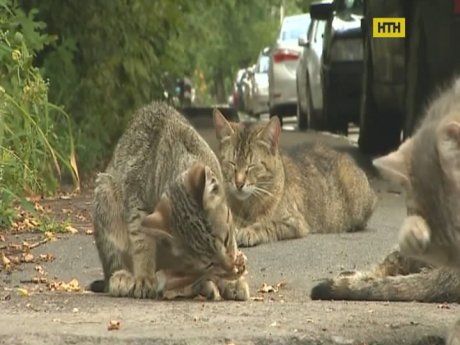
[251,296,264,301]
[39,253,55,262]
[258,283,276,293]
[438,303,451,309]
[35,265,45,275]
[85,229,94,235]
[17,288,29,297]
[47,278,81,292]
[65,225,79,234]
[34,203,45,213]
[0,235,5,242]
[32,276,48,284]
[108,320,120,331]
[1,253,11,268]
[44,232,55,240]
[257,281,287,294]
[22,253,34,263]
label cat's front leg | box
[237,216,308,247]
[398,215,457,267]
[398,215,431,258]
[217,277,250,301]
[236,224,264,247]
[125,218,158,299]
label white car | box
[296,16,327,130]
[247,48,270,117]
[268,13,311,123]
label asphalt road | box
[0,114,456,345]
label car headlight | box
[330,38,363,62]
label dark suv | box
[310,0,364,134]
[358,0,460,156]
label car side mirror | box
[310,0,334,20]
[298,36,310,47]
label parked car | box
[268,13,311,124]
[296,4,328,130]
[241,65,255,114]
[310,0,364,134]
[247,47,271,117]
[232,68,248,112]
[358,0,460,156]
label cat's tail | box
[310,267,460,303]
[90,172,128,293]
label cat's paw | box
[132,275,158,299]
[236,226,260,247]
[109,269,135,297]
[398,215,431,257]
[218,277,250,301]
[109,270,157,298]
[192,279,221,300]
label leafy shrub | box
[0,0,78,228]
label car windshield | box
[279,17,310,41]
[256,56,269,73]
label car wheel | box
[269,106,283,127]
[305,75,322,131]
[296,99,308,131]
[358,26,401,156]
[322,80,348,135]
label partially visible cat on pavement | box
[213,110,377,247]
[90,101,249,301]
[310,77,460,344]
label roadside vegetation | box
[0,0,312,230]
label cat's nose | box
[235,172,245,190]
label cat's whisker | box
[253,186,274,197]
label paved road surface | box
[0,114,455,345]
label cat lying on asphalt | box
[213,110,377,247]
[89,101,249,301]
[310,77,460,344]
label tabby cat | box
[310,77,460,343]
[213,110,377,247]
[90,102,249,301]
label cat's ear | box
[257,116,281,154]
[437,120,460,188]
[184,162,207,207]
[213,109,234,141]
[185,162,222,209]
[373,138,413,185]
[141,196,173,240]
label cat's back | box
[109,101,220,175]
[291,143,376,232]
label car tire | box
[322,80,348,135]
[296,99,309,131]
[269,106,283,127]
[305,75,323,132]
[358,25,401,156]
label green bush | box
[0,0,78,228]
